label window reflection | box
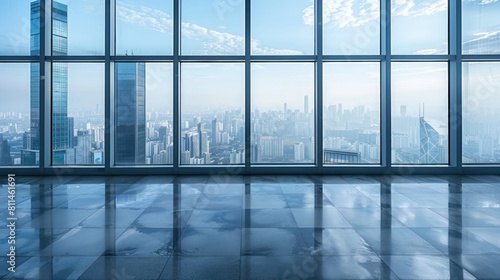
[462,62,500,164]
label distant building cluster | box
[0,0,498,166]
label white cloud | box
[479,0,498,4]
[117,4,302,55]
[414,48,441,55]
[466,30,500,43]
[303,0,379,28]
[117,5,173,33]
[303,0,451,28]
[392,0,447,17]
[464,0,499,4]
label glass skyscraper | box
[51,2,68,164]
[419,117,445,164]
[25,0,68,165]
[23,1,42,165]
[115,63,146,165]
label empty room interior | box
[1,0,500,279]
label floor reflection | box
[1,175,500,279]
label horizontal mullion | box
[322,55,383,61]
[249,55,317,62]
[0,56,41,62]
[390,55,454,61]
[179,55,245,62]
[48,55,106,62]
[0,165,499,175]
[461,55,500,61]
[111,55,174,61]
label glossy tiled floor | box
[1,174,500,279]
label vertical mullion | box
[449,0,462,169]
[173,0,180,171]
[40,0,51,169]
[315,0,323,169]
[244,0,251,172]
[104,0,113,172]
[381,0,391,170]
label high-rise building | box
[51,2,69,164]
[29,1,41,153]
[0,134,11,165]
[304,95,309,114]
[211,117,218,144]
[75,130,91,164]
[419,117,445,164]
[68,117,74,148]
[115,63,146,164]
[27,1,69,165]
[294,142,305,161]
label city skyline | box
[0,0,499,166]
[1,0,499,113]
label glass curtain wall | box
[0,0,499,172]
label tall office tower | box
[52,2,69,164]
[166,144,173,164]
[29,1,41,153]
[251,143,261,163]
[190,132,200,158]
[200,131,209,155]
[28,1,69,164]
[75,130,91,164]
[304,95,309,114]
[0,134,11,165]
[211,117,218,144]
[67,117,74,148]
[115,63,146,164]
[419,117,444,164]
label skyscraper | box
[304,95,309,114]
[29,1,41,153]
[419,117,444,164]
[211,117,218,144]
[0,134,11,165]
[27,1,69,165]
[115,63,146,164]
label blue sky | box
[1,0,499,117]
[1,0,499,55]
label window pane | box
[53,0,104,55]
[323,0,380,55]
[181,0,244,55]
[391,62,449,164]
[251,0,314,55]
[0,0,36,55]
[115,63,173,165]
[463,1,500,54]
[116,0,173,55]
[181,63,245,165]
[391,0,448,54]
[52,63,104,165]
[323,63,380,164]
[251,63,314,164]
[463,62,500,163]
[0,64,37,165]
